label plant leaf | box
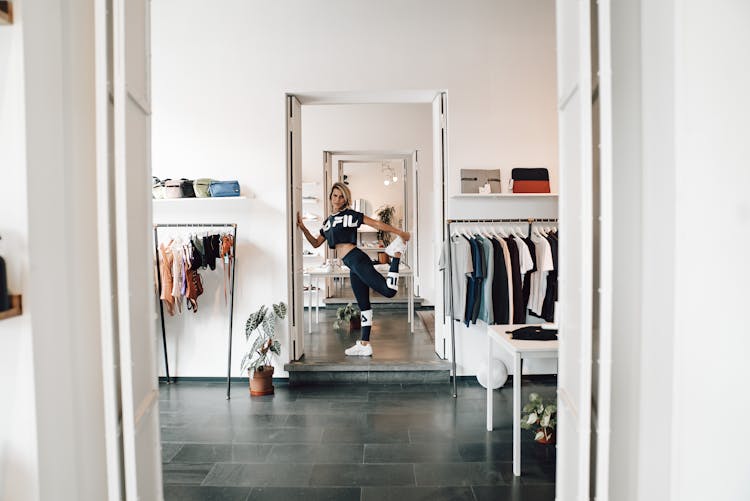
[527,412,538,425]
[534,430,545,441]
[540,414,550,427]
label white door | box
[411,151,420,297]
[286,95,304,360]
[432,92,447,358]
[555,0,594,499]
[110,0,163,498]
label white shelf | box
[451,193,558,198]
[357,224,378,233]
[154,196,249,202]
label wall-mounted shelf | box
[452,193,558,198]
[153,196,249,202]
[0,295,22,321]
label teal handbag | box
[209,180,240,197]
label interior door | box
[410,152,420,296]
[432,92,447,358]
[286,95,304,360]
[555,0,594,499]
[111,0,163,498]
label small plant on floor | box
[241,303,287,396]
[520,393,557,444]
[333,303,360,330]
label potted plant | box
[240,302,287,396]
[375,204,396,248]
[520,392,557,444]
[333,303,360,330]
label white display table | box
[303,263,414,334]
[486,324,559,476]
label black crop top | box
[319,209,364,249]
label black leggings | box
[342,248,399,341]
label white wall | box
[151,0,558,376]
[342,161,406,225]
[0,3,38,499]
[670,1,750,500]
[301,103,435,304]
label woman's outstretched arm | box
[363,215,410,242]
[297,212,326,248]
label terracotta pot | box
[249,366,275,396]
[535,429,555,445]
[349,316,361,330]
[377,252,390,265]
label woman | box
[297,182,410,356]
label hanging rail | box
[154,223,238,399]
[444,217,558,398]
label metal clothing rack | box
[444,217,558,398]
[154,223,238,399]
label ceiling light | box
[383,179,390,186]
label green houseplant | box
[241,302,287,396]
[375,204,396,247]
[333,303,360,330]
[520,392,557,444]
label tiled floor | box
[161,307,555,499]
[160,378,557,500]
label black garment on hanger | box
[521,236,537,317]
[490,238,510,324]
[541,232,558,322]
[504,237,524,324]
[471,238,486,324]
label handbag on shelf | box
[152,177,165,199]
[163,179,183,199]
[193,178,213,198]
[180,179,196,198]
[460,169,502,194]
[209,180,241,198]
[510,168,551,193]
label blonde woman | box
[296,182,410,356]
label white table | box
[486,324,559,476]
[303,263,414,334]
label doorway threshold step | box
[285,359,451,385]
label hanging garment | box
[466,237,485,325]
[521,235,537,317]
[490,237,510,325]
[496,236,514,323]
[504,237,524,324]
[219,233,234,304]
[170,239,184,313]
[158,241,176,316]
[541,232,559,322]
[477,236,495,324]
[529,233,554,317]
[438,235,473,322]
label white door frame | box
[283,92,447,365]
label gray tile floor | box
[160,378,557,500]
[302,307,440,363]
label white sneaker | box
[386,272,399,291]
[385,236,407,257]
[344,341,373,357]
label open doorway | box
[284,95,449,379]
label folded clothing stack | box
[507,325,558,341]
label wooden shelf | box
[0,295,22,321]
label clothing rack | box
[154,223,238,399]
[444,218,558,398]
